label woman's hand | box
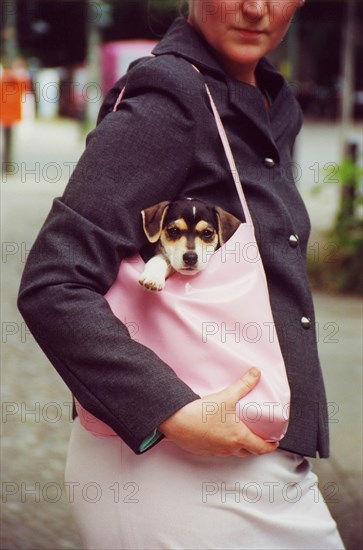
[158,368,279,457]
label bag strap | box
[113,87,126,113]
[190,64,253,226]
[113,60,253,226]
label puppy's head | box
[142,198,240,275]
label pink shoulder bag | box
[75,66,291,442]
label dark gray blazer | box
[18,17,329,458]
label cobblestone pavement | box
[1,120,362,549]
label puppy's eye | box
[202,229,214,240]
[167,227,182,239]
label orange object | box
[0,69,31,127]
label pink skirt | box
[65,418,344,550]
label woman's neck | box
[213,52,258,86]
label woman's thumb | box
[225,367,261,403]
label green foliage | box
[307,157,363,294]
[336,158,363,211]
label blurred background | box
[1,1,362,549]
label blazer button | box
[263,157,275,168]
[301,316,311,329]
[289,234,299,247]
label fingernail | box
[249,367,260,378]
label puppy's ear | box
[214,207,241,246]
[141,201,170,243]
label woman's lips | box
[235,28,266,39]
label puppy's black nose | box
[183,252,198,266]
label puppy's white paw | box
[139,272,165,292]
[139,256,169,292]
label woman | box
[18,1,344,548]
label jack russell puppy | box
[139,198,241,291]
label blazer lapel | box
[256,58,303,142]
[225,76,276,144]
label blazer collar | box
[152,17,293,149]
[152,17,227,79]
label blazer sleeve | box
[17,57,201,454]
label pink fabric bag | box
[75,68,291,442]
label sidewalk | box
[1,118,362,549]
